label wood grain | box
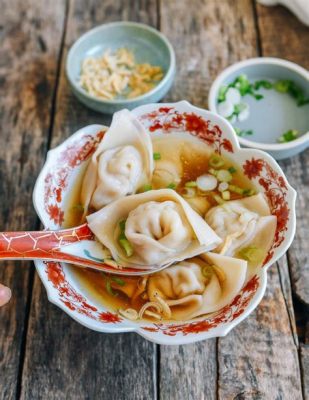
[159,0,258,109]
[20,1,158,399]
[217,264,303,399]
[159,341,217,400]
[256,4,309,396]
[255,0,309,307]
[0,0,66,399]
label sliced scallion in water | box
[278,129,299,143]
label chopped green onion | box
[243,188,256,196]
[119,219,126,232]
[254,93,264,100]
[213,194,225,205]
[185,181,197,188]
[222,191,230,200]
[153,152,161,160]
[218,85,229,102]
[218,182,229,192]
[274,80,309,106]
[234,74,251,96]
[106,280,118,297]
[238,246,263,263]
[142,184,152,192]
[167,183,176,189]
[217,169,233,183]
[274,80,290,93]
[233,103,247,116]
[234,127,254,137]
[278,129,299,143]
[228,184,245,195]
[111,276,126,286]
[72,204,84,212]
[209,154,225,168]
[228,166,237,174]
[119,238,134,257]
[254,80,273,90]
[209,168,218,177]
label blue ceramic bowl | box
[66,22,176,114]
[209,58,309,160]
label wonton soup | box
[64,110,276,322]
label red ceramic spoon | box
[0,224,150,275]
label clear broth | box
[66,135,256,319]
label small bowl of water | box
[208,58,309,160]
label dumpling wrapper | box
[87,189,222,270]
[80,109,153,215]
[205,193,277,258]
[147,252,247,320]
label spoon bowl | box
[0,224,159,275]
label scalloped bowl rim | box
[32,100,296,345]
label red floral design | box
[243,158,264,179]
[47,204,64,225]
[99,312,122,324]
[142,275,259,336]
[139,108,234,154]
[44,130,105,226]
[243,158,290,263]
[45,261,122,323]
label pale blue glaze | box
[209,58,309,160]
[66,22,176,114]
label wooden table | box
[0,1,308,399]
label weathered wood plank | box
[256,2,309,69]
[20,1,158,399]
[256,0,309,307]
[159,341,217,400]
[159,1,258,398]
[300,344,309,399]
[217,264,303,399]
[0,0,66,399]
[160,0,258,109]
[255,4,309,397]
[21,279,156,400]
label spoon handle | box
[0,224,95,265]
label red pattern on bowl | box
[33,101,296,345]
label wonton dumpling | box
[205,193,277,258]
[147,252,247,320]
[80,109,153,215]
[87,189,222,269]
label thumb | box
[0,284,12,307]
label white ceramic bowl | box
[208,58,309,160]
[33,101,296,345]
